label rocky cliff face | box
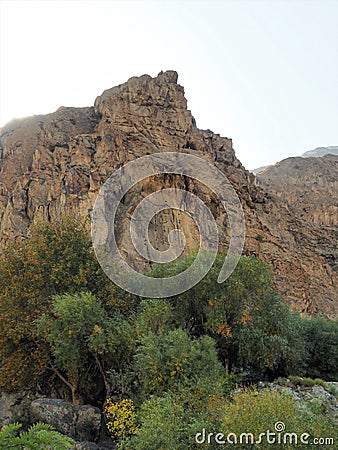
[256,154,338,274]
[256,155,338,228]
[0,71,337,317]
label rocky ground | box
[1,380,336,449]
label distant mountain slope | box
[251,165,270,174]
[252,146,338,174]
[301,146,338,158]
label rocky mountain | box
[256,154,338,273]
[301,146,338,158]
[252,146,338,174]
[251,165,270,174]
[0,71,337,317]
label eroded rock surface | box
[30,398,101,442]
[0,71,337,316]
[256,155,338,228]
[257,155,338,274]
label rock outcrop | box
[257,155,338,273]
[0,393,110,449]
[0,71,337,317]
[30,399,101,442]
[256,154,338,228]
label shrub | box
[221,388,337,449]
[326,385,338,397]
[125,393,185,450]
[289,375,304,386]
[302,377,316,387]
[104,398,138,448]
[133,329,224,401]
[125,391,224,450]
[135,298,173,336]
[279,376,325,388]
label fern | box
[0,422,74,449]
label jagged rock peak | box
[95,70,188,119]
[97,70,179,99]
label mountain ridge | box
[0,71,336,317]
[252,145,338,174]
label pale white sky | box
[1,0,337,169]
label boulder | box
[30,398,77,438]
[0,392,35,428]
[76,404,102,442]
[30,398,101,441]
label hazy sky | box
[1,0,337,169]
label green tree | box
[133,328,224,401]
[0,216,114,392]
[302,317,338,380]
[237,292,306,377]
[135,298,173,336]
[147,253,304,376]
[36,292,136,404]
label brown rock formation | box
[0,71,337,317]
[256,154,338,274]
[256,155,338,228]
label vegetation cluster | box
[0,218,337,448]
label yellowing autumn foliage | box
[104,398,138,448]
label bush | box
[280,376,325,388]
[326,385,338,397]
[104,398,138,448]
[125,393,185,450]
[220,388,337,449]
[125,390,226,450]
[135,298,173,336]
[133,328,224,401]
[302,378,316,387]
[289,375,304,386]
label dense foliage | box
[125,388,337,450]
[0,217,114,393]
[0,422,74,449]
[0,217,337,448]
